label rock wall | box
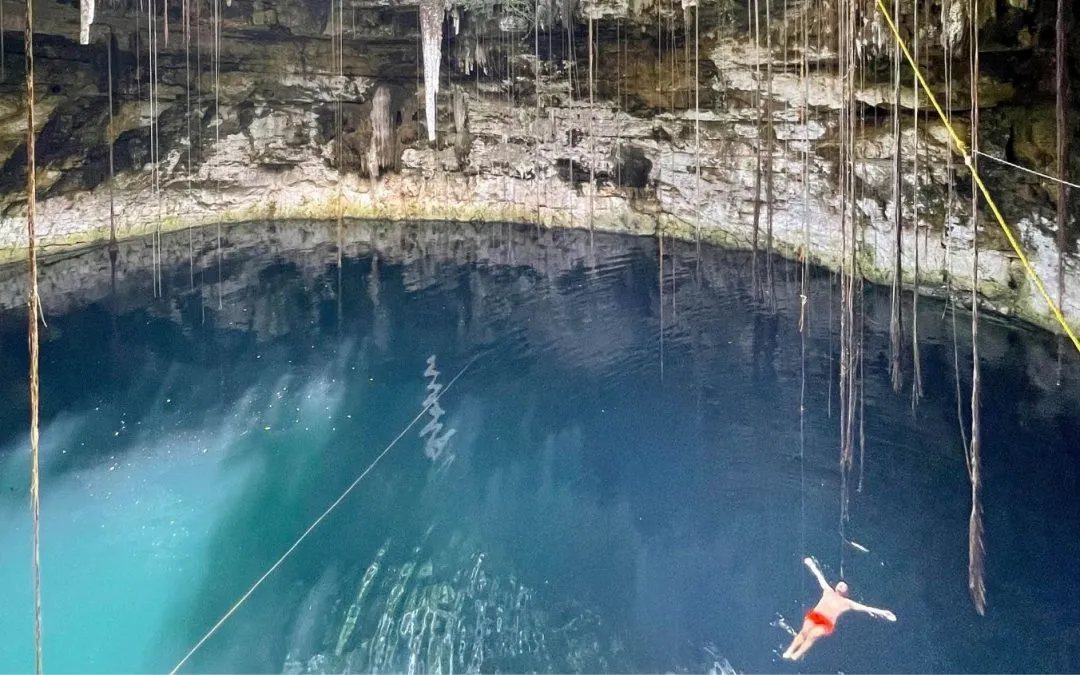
[0,0,1076,335]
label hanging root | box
[764,0,776,306]
[889,0,903,393]
[968,477,986,615]
[750,0,763,296]
[910,0,923,407]
[968,0,986,617]
[25,0,44,665]
[1055,0,1070,334]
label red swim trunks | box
[806,610,835,635]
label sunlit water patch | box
[0,220,1077,673]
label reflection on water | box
[0,220,1077,674]
[420,355,458,472]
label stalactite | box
[889,0,903,392]
[420,0,444,144]
[80,0,95,45]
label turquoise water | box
[0,220,1078,673]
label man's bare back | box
[781,557,896,661]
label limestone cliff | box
[0,0,1076,334]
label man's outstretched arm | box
[847,600,897,621]
[803,557,831,592]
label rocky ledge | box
[0,0,1075,336]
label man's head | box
[835,581,849,596]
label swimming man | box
[782,556,896,661]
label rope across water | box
[168,351,483,674]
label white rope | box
[974,150,1080,191]
[169,351,483,674]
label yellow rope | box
[874,0,1080,354]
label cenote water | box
[0,221,1078,674]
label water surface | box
[0,220,1077,673]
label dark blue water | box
[0,220,1078,674]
